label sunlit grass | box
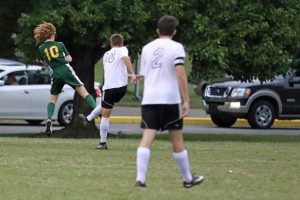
[0,135,300,200]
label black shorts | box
[50,72,83,95]
[101,85,127,109]
[141,104,183,131]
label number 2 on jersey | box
[152,48,164,68]
[44,46,59,61]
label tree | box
[0,0,32,58]
[180,0,300,83]
[14,0,300,137]
[15,0,150,137]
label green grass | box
[95,58,202,108]
[1,135,300,200]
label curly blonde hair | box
[34,22,56,44]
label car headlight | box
[230,88,251,98]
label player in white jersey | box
[79,34,136,149]
[135,15,205,188]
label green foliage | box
[12,0,300,82]
[182,0,300,83]
[0,0,32,58]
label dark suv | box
[202,70,300,129]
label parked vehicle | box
[202,70,300,129]
[0,58,24,66]
[0,61,101,125]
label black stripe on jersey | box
[175,63,184,66]
[174,57,185,67]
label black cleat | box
[45,119,52,137]
[183,176,205,188]
[135,180,147,188]
[96,142,108,150]
[79,113,89,123]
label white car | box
[0,60,101,125]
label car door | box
[26,70,52,118]
[0,70,32,118]
[282,70,300,114]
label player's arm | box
[176,65,190,118]
[122,56,136,83]
[65,55,72,62]
[36,51,48,72]
[61,42,72,62]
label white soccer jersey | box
[140,38,186,105]
[102,47,129,90]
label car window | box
[28,70,51,85]
[294,70,300,77]
[2,71,28,85]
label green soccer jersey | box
[38,41,70,78]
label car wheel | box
[26,120,43,125]
[247,100,276,129]
[210,114,237,127]
[58,100,73,126]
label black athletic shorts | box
[141,104,183,131]
[101,85,127,109]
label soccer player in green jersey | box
[34,22,97,136]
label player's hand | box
[129,74,137,84]
[181,101,190,118]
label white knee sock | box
[136,147,150,183]
[173,150,192,182]
[87,104,102,121]
[99,117,109,143]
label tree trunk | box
[55,44,100,138]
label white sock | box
[87,104,102,121]
[99,117,109,143]
[136,147,150,183]
[173,150,193,182]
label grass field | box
[1,135,300,200]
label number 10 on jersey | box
[44,46,59,61]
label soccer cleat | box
[96,142,108,150]
[183,175,205,188]
[45,119,52,136]
[135,180,147,188]
[78,113,89,123]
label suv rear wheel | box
[211,114,237,127]
[247,100,276,129]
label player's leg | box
[64,66,97,109]
[169,130,192,182]
[45,78,64,136]
[95,88,116,149]
[163,104,204,188]
[135,105,158,187]
[169,130,205,188]
[75,85,97,109]
[96,86,127,149]
[135,129,156,187]
[45,94,58,136]
[96,107,112,149]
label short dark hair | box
[157,15,179,36]
[110,34,124,46]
